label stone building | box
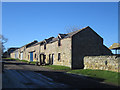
[25,42,41,62]
[11,40,38,60]
[4,47,19,58]
[10,26,112,69]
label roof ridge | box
[66,26,90,37]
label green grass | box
[3,58,36,64]
[18,59,36,64]
[43,65,70,71]
[29,61,36,64]
[20,60,28,62]
[14,58,22,61]
[67,69,120,86]
[3,58,20,60]
[43,65,120,86]
[3,58,16,60]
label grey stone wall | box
[10,52,15,58]
[25,44,40,62]
[40,38,72,67]
[10,49,20,59]
[84,55,120,72]
[11,44,40,62]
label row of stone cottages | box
[10,26,112,69]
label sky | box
[2,2,118,53]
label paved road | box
[2,59,68,88]
[3,69,67,88]
[2,59,119,89]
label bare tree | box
[65,25,81,33]
[0,34,8,53]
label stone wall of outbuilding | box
[84,55,120,72]
[10,52,15,58]
[40,38,72,67]
[25,44,40,62]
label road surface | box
[2,59,68,88]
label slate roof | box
[20,40,38,48]
[44,37,54,43]
[31,37,55,46]
[31,40,45,46]
[58,34,68,39]
[65,26,91,37]
[7,47,19,53]
[45,26,91,44]
[23,26,101,47]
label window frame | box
[58,53,61,61]
[28,55,29,59]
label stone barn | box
[13,40,38,60]
[10,26,112,69]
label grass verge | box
[42,65,70,71]
[3,58,36,64]
[3,58,18,60]
[43,65,119,86]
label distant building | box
[10,40,38,59]
[2,51,7,58]
[10,26,112,69]
[109,43,120,54]
[3,47,19,58]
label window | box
[49,54,51,64]
[28,55,29,59]
[35,54,36,58]
[49,54,51,60]
[58,53,61,61]
[58,39,61,46]
[44,44,46,50]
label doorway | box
[20,52,23,60]
[40,54,46,65]
[52,54,54,65]
[30,52,33,62]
